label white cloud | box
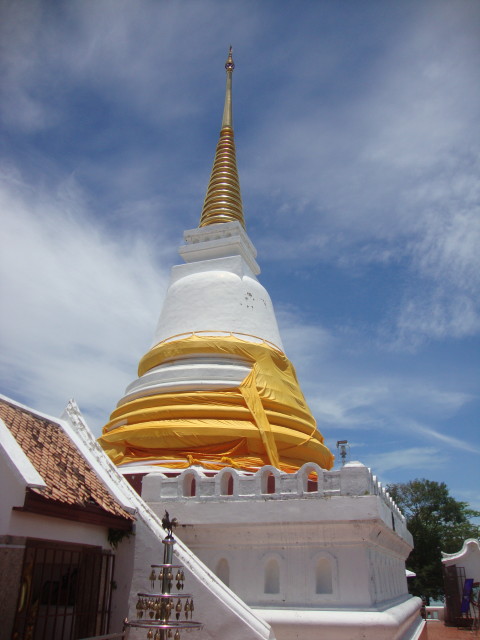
[243,3,480,346]
[394,292,480,349]
[276,306,334,366]
[454,489,480,514]
[0,0,263,132]
[3,0,479,351]
[363,447,448,476]
[393,198,480,346]
[309,383,389,429]
[306,370,472,431]
[0,166,168,432]
[267,305,476,463]
[408,421,480,455]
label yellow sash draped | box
[98,334,334,472]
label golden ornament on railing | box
[123,512,203,639]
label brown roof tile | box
[0,399,133,522]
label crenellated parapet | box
[141,461,407,535]
[140,459,415,618]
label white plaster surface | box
[120,354,252,405]
[257,597,424,640]
[142,462,422,639]
[115,222,286,418]
[179,221,260,275]
[442,538,480,582]
[8,510,109,547]
[152,259,283,350]
[142,462,408,536]
[151,222,283,350]
[0,416,46,489]
[0,441,37,534]
[129,515,274,640]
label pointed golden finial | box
[199,47,245,229]
[222,46,234,128]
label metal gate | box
[12,539,115,640]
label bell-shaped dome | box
[100,334,333,472]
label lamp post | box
[336,440,350,466]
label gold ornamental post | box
[124,513,203,640]
[198,47,246,229]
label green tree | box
[386,479,480,603]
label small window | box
[315,557,333,594]
[264,558,280,594]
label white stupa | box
[100,49,423,640]
[99,48,333,476]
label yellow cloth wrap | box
[239,367,280,468]
[98,334,334,472]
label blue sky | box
[1,0,479,513]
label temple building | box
[98,49,423,640]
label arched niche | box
[219,472,234,496]
[215,558,230,587]
[260,470,276,495]
[298,462,323,493]
[315,556,333,594]
[264,557,280,594]
[182,473,196,497]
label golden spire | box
[199,47,245,229]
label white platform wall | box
[141,462,424,640]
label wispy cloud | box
[276,306,334,365]
[244,3,480,347]
[0,166,169,431]
[363,447,448,476]
[454,489,480,514]
[271,305,476,466]
[304,364,472,432]
[393,200,480,347]
[408,421,480,455]
[3,1,479,351]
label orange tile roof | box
[0,398,133,522]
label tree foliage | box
[386,479,480,603]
